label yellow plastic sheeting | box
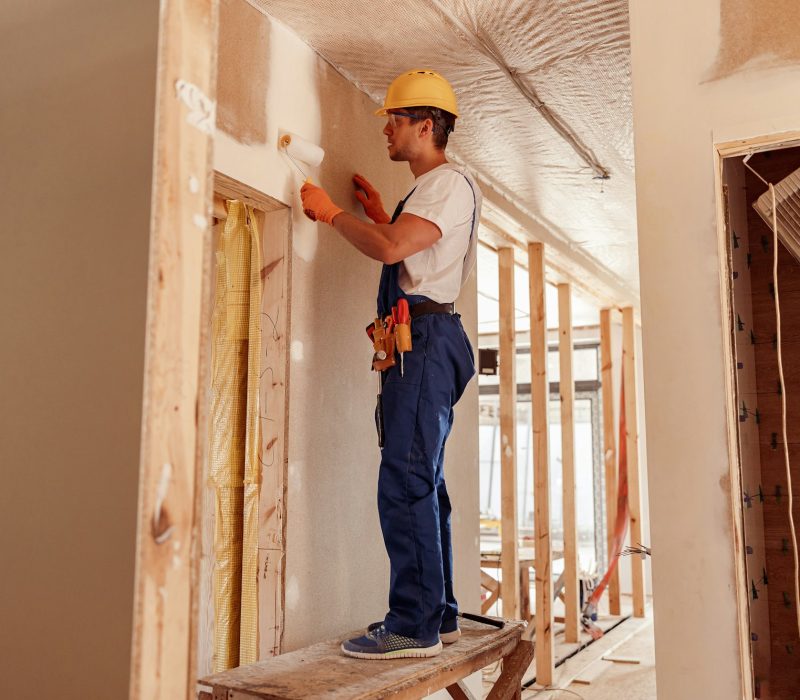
[209,201,262,672]
[240,206,263,666]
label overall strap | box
[377,187,417,317]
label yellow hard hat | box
[375,69,459,118]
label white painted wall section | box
[629,2,800,698]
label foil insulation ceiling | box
[255,0,639,300]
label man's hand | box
[353,173,391,224]
[300,181,344,225]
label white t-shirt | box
[398,163,482,303]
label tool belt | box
[366,300,455,372]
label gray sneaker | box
[341,625,442,660]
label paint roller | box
[278,131,325,183]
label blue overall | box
[376,188,476,641]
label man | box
[300,68,482,660]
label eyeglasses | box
[386,111,424,128]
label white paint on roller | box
[174,79,216,136]
[290,340,304,362]
[278,130,325,168]
[193,213,206,229]
[189,175,200,194]
[285,574,300,611]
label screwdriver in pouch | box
[394,298,412,377]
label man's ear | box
[418,118,434,140]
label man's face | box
[383,111,424,161]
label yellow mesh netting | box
[209,200,261,672]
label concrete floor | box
[521,621,657,700]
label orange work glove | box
[353,173,391,224]
[300,181,344,225]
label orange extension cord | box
[581,375,629,639]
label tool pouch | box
[369,316,396,372]
[395,322,412,354]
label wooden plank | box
[602,655,641,664]
[498,247,520,619]
[129,1,219,699]
[572,660,613,685]
[215,171,285,213]
[201,619,524,700]
[600,308,620,615]
[528,242,554,685]
[622,307,646,618]
[557,284,579,643]
[257,207,292,658]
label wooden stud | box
[528,242,554,685]
[256,207,291,658]
[498,247,520,619]
[600,308,620,615]
[622,307,646,617]
[558,284,579,642]
[129,0,219,698]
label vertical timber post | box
[498,247,520,619]
[529,243,553,684]
[558,283,579,642]
[600,308,620,615]
[129,0,219,698]
[622,306,646,617]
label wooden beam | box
[257,207,291,658]
[558,284,579,643]
[622,307,646,617]
[498,247,520,619]
[129,0,219,698]
[528,242,554,685]
[600,309,620,615]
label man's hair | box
[408,106,456,149]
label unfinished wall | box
[628,2,800,698]
[744,148,800,698]
[214,0,480,659]
[725,157,771,686]
[0,1,158,698]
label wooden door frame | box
[129,1,220,698]
[713,129,800,700]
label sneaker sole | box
[440,629,460,644]
[340,641,443,660]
